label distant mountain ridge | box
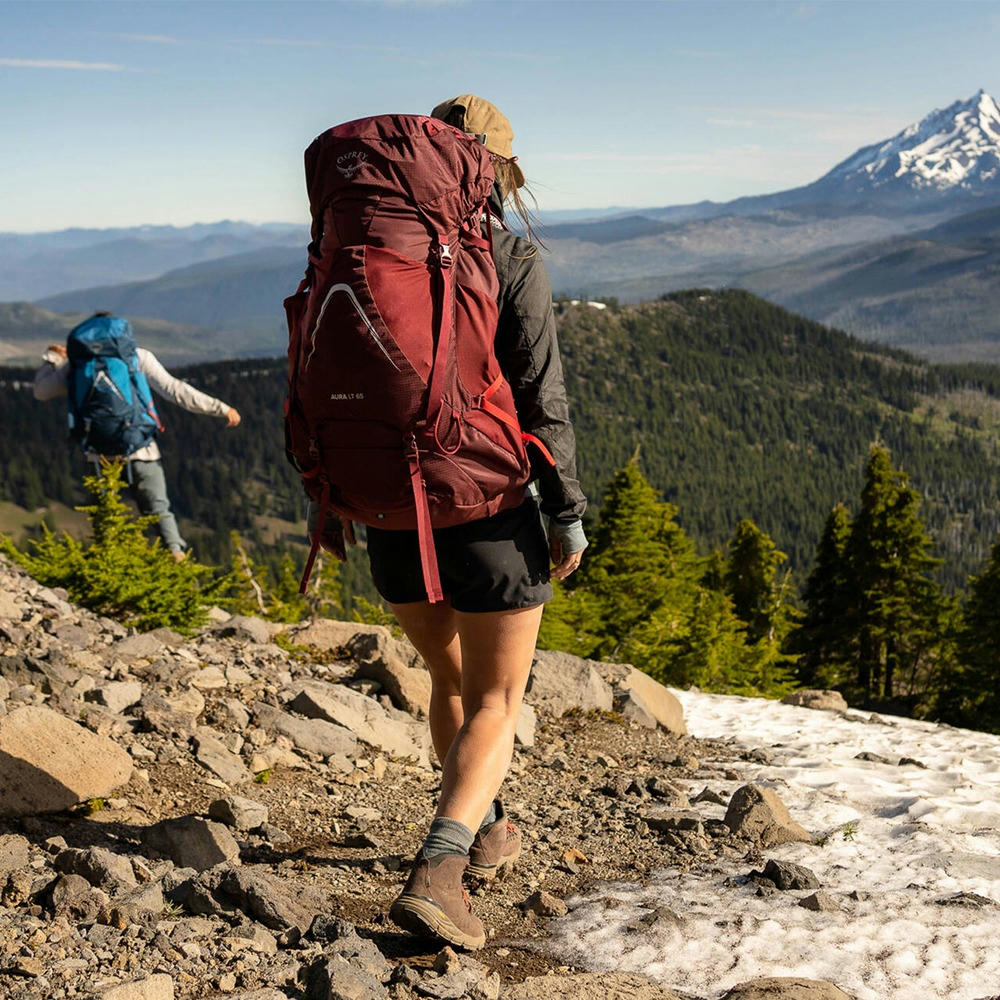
[3,91,1000,361]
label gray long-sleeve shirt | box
[33,347,231,461]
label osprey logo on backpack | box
[66,315,163,457]
[336,151,367,179]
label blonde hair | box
[492,157,545,250]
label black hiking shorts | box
[366,497,552,613]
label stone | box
[506,974,683,1000]
[230,993,289,1000]
[0,590,22,620]
[798,891,842,912]
[725,784,811,847]
[646,777,691,806]
[643,809,703,835]
[526,650,614,716]
[209,795,269,831]
[616,666,687,734]
[111,633,167,661]
[191,866,327,936]
[521,889,568,917]
[99,974,175,1000]
[721,978,855,999]
[0,705,133,816]
[138,691,203,738]
[781,690,849,713]
[143,816,241,871]
[0,833,29,875]
[307,955,388,1000]
[289,618,363,652]
[514,701,536,747]
[349,627,432,718]
[761,859,820,891]
[289,681,429,766]
[87,681,144,714]
[617,687,658,728]
[49,872,108,923]
[188,666,228,690]
[104,881,165,924]
[213,615,271,644]
[55,846,138,893]
[253,703,359,758]
[195,728,251,785]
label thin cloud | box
[0,57,132,71]
[228,38,329,48]
[112,33,181,44]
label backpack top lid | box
[67,315,137,364]
[303,114,494,240]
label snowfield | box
[548,689,1000,999]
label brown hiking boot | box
[389,852,486,950]
[468,801,522,881]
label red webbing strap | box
[424,238,454,427]
[522,432,556,467]
[406,438,444,603]
[298,481,329,594]
[481,372,521,431]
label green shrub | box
[0,459,222,631]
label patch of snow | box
[549,690,1000,999]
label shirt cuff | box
[551,519,588,556]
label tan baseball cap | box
[430,94,525,188]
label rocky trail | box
[1,554,857,1000]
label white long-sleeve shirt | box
[33,347,231,461]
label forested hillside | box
[2,290,999,593]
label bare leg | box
[435,605,543,831]
[390,600,464,767]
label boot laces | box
[462,887,473,913]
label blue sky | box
[2,0,999,231]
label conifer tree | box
[948,538,1000,732]
[0,460,219,631]
[725,519,792,644]
[842,445,948,704]
[795,503,852,687]
[577,457,701,660]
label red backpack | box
[285,114,552,602]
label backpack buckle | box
[438,243,453,268]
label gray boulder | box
[213,615,272,644]
[348,627,431,717]
[142,816,240,871]
[289,681,429,766]
[55,846,138,894]
[289,618,363,652]
[526,650,613,716]
[253,702,358,758]
[209,795,269,831]
[0,705,133,816]
[87,681,144,715]
[194,727,250,785]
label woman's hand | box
[549,521,587,581]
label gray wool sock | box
[478,800,498,833]
[421,817,475,861]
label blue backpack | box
[66,315,163,456]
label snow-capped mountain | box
[819,89,1000,196]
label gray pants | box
[129,460,186,553]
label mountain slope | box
[0,302,219,367]
[0,222,304,302]
[3,291,999,591]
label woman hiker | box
[310,95,588,950]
